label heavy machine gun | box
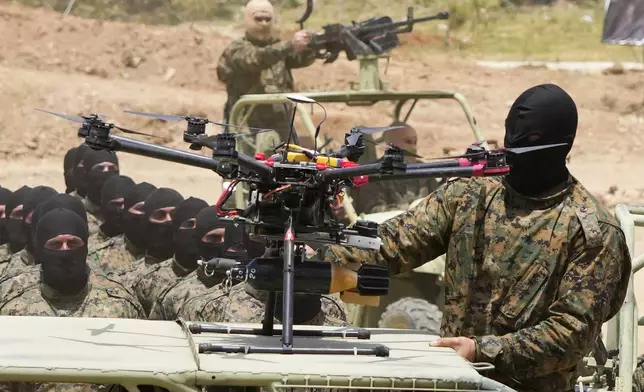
[37,95,566,358]
[297,0,449,63]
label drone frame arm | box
[88,135,221,172]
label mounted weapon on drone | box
[36,96,566,358]
[297,0,449,64]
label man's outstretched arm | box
[319,180,461,275]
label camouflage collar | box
[20,249,35,266]
[84,199,104,220]
[502,175,575,209]
[124,236,145,259]
[39,268,91,306]
[244,33,278,47]
[171,256,194,277]
[144,253,164,266]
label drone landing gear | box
[193,292,387,356]
[190,216,390,357]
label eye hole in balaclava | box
[195,208,228,261]
[122,182,157,250]
[100,175,136,237]
[73,144,92,198]
[143,188,184,260]
[30,194,87,264]
[37,208,89,296]
[83,149,119,207]
[503,83,577,196]
[5,186,32,252]
[22,186,58,256]
[0,186,13,246]
[172,197,208,270]
[63,147,78,194]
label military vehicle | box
[0,316,514,392]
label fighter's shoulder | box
[567,179,624,248]
[88,274,144,315]
[422,177,501,206]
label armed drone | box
[37,95,566,358]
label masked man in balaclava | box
[0,186,13,262]
[81,149,119,234]
[3,186,32,257]
[217,0,316,155]
[96,174,136,242]
[0,193,98,301]
[0,208,144,319]
[316,84,631,392]
[148,207,244,320]
[110,187,183,289]
[63,146,78,194]
[88,182,157,277]
[1,186,58,278]
[123,197,208,317]
[71,144,91,199]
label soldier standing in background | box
[217,0,316,153]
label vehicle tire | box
[378,297,442,334]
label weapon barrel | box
[355,11,449,35]
[109,135,220,171]
[231,258,388,296]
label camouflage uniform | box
[319,176,631,392]
[82,197,103,236]
[112,257,194,317]
[85,234,141,275]
[217,34,316,145]
[0,249,35,280]
[0,244,10,262]
[350,175,441,214]
[179,282,348,326]
[148,267,222,320]
[0,269,144,317]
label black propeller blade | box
[36,109,159,139]
[124,109,278,135]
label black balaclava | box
[74,144,92,198]
[23,186,58,256]
[143,188,184,260]
[504,83,577,196]
[100,175,136,237]
[195,207,230,261]
[63,147,78,194]
[83,149,119,207]
[5,186,32,252]
[31,194,87,263]
[172,197,208,270]
[123,182,158,249]
[37,208,89,296]
[0,186,13,245]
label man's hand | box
[292,30,311,52]
[430,337,476,362]
[330,203,348,222]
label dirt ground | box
[3,2,644,352]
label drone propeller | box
[124,110,278,135]
[36,109,158,138]
[426,142,569,161]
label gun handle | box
[341,291,380,307]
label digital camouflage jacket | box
[319,176,631,392]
